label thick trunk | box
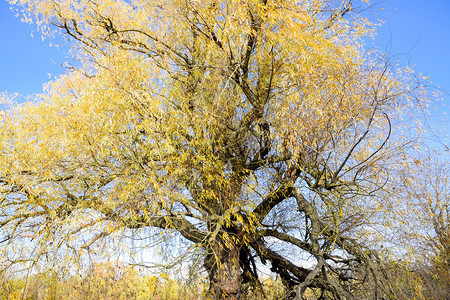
[204,241,242,299]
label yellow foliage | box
[0,0,434,299]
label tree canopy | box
[0,0,439,299]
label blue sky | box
[1,0,449,105]
[370,0,450,146]
[0,1,67,96]
[373,1,450,96]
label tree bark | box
[204,240,242,299]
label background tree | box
[393,156,449,299]
[0,0,432,298]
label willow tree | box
[0,0,428,298]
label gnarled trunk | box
[204,240,242,299]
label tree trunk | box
[204,240,242,299]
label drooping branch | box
[121,215,206,244]
[251,240,310,284]
[255,229,312,253]
[253,181,295,222]
[294,189,395,297]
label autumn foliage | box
[0,0,446,299]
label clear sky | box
[1,0,449,106]
[371,0,450,99]
[0,0,68,96]
[369,0,450,146]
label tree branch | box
[253,181,294,222]
[121,215,206,244]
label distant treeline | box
[1,258,448,300]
